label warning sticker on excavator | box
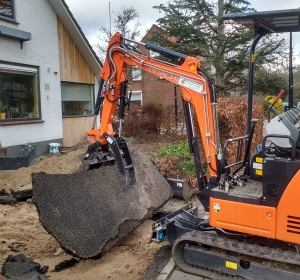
[253,162,262,170]
[179,77,203,93]
[256,157,263,163]
[255,170,263,176]
[226,261,238,270]
[213,203,220,213]
[106,136,113,144]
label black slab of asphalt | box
[0,254,47,280]
[32,147,173,259]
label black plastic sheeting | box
[32,148,172,259]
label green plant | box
[0,100,7,112]
[156,140,190,157]
[155,140,196,176]
[11,107,20,115]
[180,159,196,174]
[264,94,283,118]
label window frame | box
[61,81,95,118]
[149,42,160,58]
[129,90,142,105]
[0,61,41,122]
[0,0,15,21]
[132,66,142,81]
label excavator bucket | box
[32,145,172,259]
[165,178,196,201]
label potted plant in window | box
[11,107,21,118]
[0,101,7,119]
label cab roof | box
[222,8,300,34]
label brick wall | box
[0,0,62,152]
[131,26,183,108]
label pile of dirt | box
[0,145,87,194]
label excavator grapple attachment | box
[84,135,135,189]
[105,134,136,188]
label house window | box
[0,63,40,120]
[0,0,15,20]
[150,50,160,58]
[132,66,142,81]
[150,42,160,58]
[61,82,94,117]
[130,91,142,105]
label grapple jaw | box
[84,134,136,189]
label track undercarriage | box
[172,230,300,280]
[151,178,300,280]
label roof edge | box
[61,0,103,68]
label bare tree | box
[95,6,142,63]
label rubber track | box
[172,230,300,279]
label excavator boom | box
[84,32,221,189]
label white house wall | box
[0,0,62,149]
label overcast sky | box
[64,0,300,62]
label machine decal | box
[213,203,220,213]
[106,136,113,144]
[179,77,203,93]
[148,65,180,83]
[256,157,263,163]
[253,162,262,170]
[226,261,238,270]
[255,169,263,176]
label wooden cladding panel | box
[62,116,93,147]
[57,18,94,84]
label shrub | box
[123,103,163,137]
[263,94,283,118]
[123,102,186,139]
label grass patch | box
[180,159,196,174]
[156,140,196,175]
[156,140,190,157]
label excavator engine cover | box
[32,146,172,259]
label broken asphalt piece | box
[32,147,173,259]
[52,258,79,272]
[1,254,48,280]
[0,196,16,205]
[0,189,16,205]
[10,184,32,199]
[0,189,9,196]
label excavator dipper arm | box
[85,32,222,188]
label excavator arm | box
[85,32,222,188]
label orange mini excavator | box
[82,8,300,279]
